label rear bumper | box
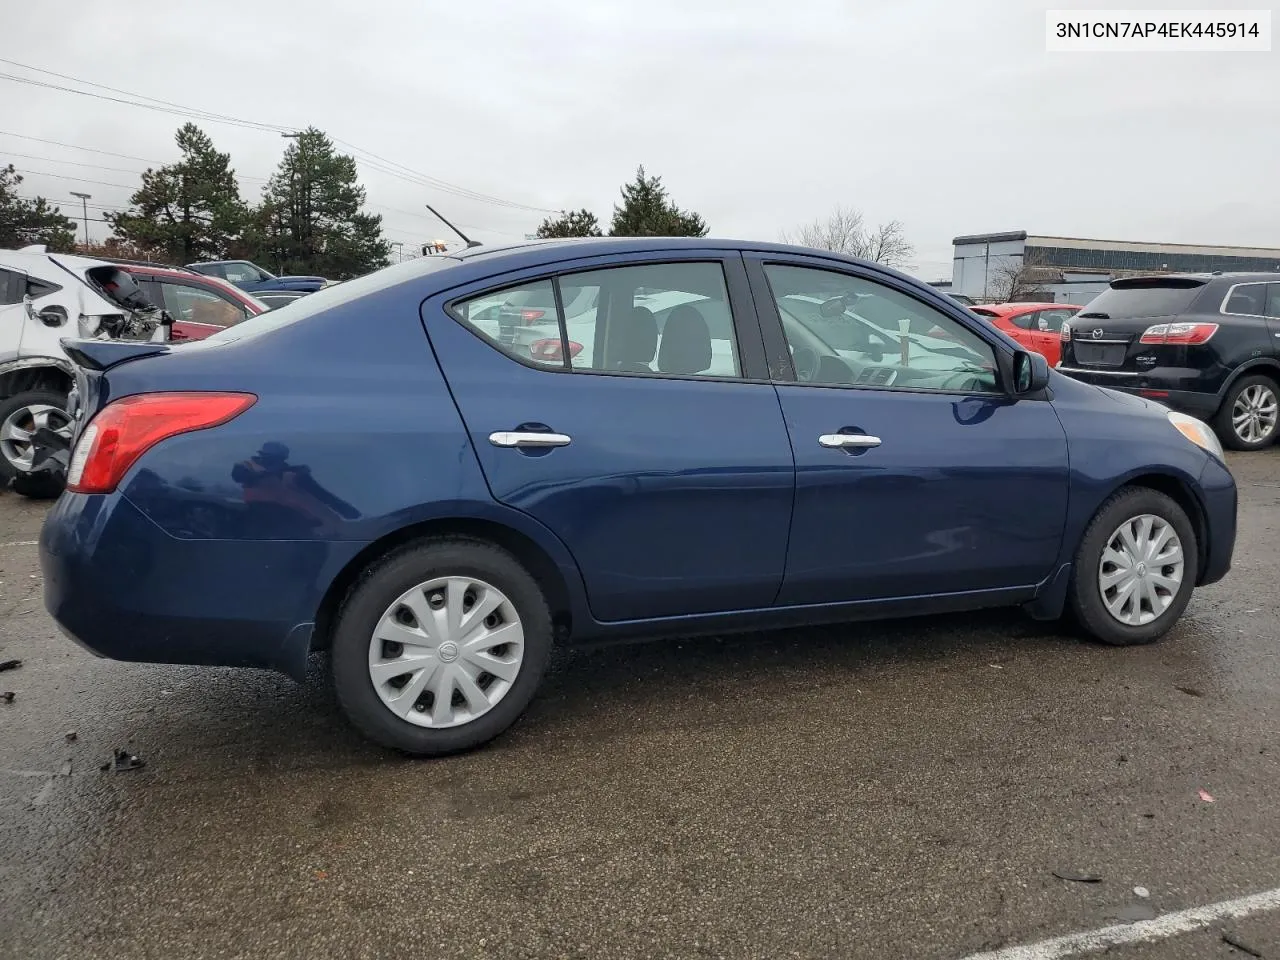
[1197,454,1237,586]
[1056,368,1219,418]
[40,492,360,680]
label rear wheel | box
[0,389,71,499]
[1214,374,1279,450]
[330,537,553,756]
[1068,488,1198,646]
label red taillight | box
[67,392,257,494]
[1139,322,1218,345]
[519,309,546,324]
[529,338,584,361]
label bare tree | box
[988,249,1055,302]
[782,206,915,268]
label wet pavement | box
[2,452,1278,960]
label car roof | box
[448,236,906,265]
[972,302,1080,314]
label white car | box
[0,245,168,496]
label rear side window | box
[453,279,565,368]
[0,268,25,305]
[1078,280,1205,320]
[1267,284,1280,320]
[1223,283,1268,317]
[450,261,742,378]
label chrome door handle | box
[819,433,882,449]
[489,431,572,448]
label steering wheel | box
[792,346,819,382]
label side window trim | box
[744,253,1010,394]
[1220,281,1271,319]
[443,255,771,382]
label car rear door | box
[420,251,796,622]
[745,254,1069,605]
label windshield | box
[203,256,460,344]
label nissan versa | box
[40,239,1237,756]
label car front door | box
[746,255,1070,605]
[421,253,796,622]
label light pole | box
[70,192,91,247]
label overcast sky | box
[5,0,1277,279]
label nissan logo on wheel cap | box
[1091,328,1104,339]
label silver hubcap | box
[1232,384,1278,444]
[368,576,524,728]
[0,403,71,472]
[1098,514,1184,626]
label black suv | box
[1058,273,1280,450]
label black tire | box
[1213,374,1279,451]
[10,470,65,500]
[0,389,70,497]
[331,537,553,756]
[1068,487,1198,646]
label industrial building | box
[939,231,1280,305]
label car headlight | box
[1168,411,1224,460]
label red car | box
[968,302,1082,366]
[118,263,267,341]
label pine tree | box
[0,164,77,250]
[536,208,603,238]
[252,128,389,279]
[609,166,708,238]
[107,123,246,263]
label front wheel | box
[1068,488,1198,646]
[330,537,554,756]
[1214,374,1279,450]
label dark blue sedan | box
[40,239,1237,756]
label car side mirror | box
[37,305,69,327]
[1012,350,1050,395]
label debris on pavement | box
[1113,903,1157,923]
[1133,886,1150,898]
[1221,928,1265,957]
[1199,788,1216,803]
[0,658,20,672]
[64,731,77,743]
[99,749,146,773]
[1,691,13,704]
[1175,685,1203,697]
[1052,869,1102,883]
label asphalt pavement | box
[2,452,1278,960]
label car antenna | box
[425,204,481,248]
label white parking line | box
[0,540,37,547]
[958,886,1280,960]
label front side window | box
[162,282,249,327]
[222,262,264,285]
[764,264,1000,393]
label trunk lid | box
[1061,276,1211,370]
